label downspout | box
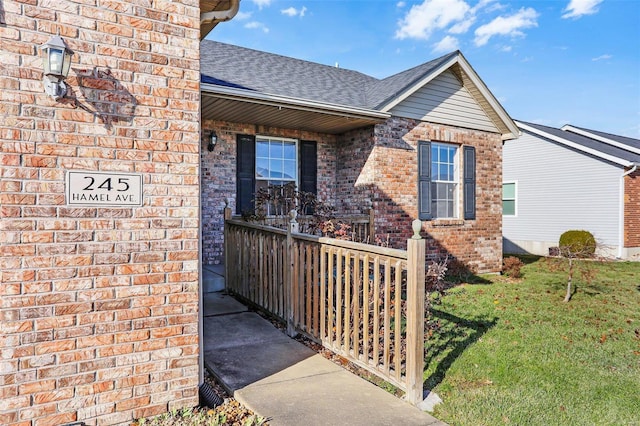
[201,0,240,26]
[618,164,638,258]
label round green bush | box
[558,230,596,257]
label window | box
[431,143,458,218]
[255,136,298,192]
[236,134,317,215]
[502,182,516,216]
[418,141,475,221]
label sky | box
[206,0,640,138]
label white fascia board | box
[561,125,640,155]
[378,56,459,113]
[516,121,633,167]
[455,54,520,140]
[378,54,520,141]
[201,83,390,121]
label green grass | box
[427,256,640,426]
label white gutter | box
[561,125,640,155]
[201,82,391,121]
[618,163,638,258]
[201,0,240,26]
[516,121,633,168]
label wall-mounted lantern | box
[208,131,217,152]
[40,35,74,100]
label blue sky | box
[206,0,640,138]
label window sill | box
[430,219,465,227]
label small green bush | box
[559,230,596,257]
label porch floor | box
[202,267,447,426]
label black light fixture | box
[40,34,74,100]
[207,130,217,152]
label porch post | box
[223,203,232,290]
[285,210,299,336]
[405,219,426,405]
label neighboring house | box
[503,121,640,259]
[200,41,518,273]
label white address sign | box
[66,171,143,207]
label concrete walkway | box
[202,267,447,425]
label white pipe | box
[618,164,638,258]
[201,0,240,25]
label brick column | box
[0,1,202,425]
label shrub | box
[559,230,596,258]
[502,256,524,278]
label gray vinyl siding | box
[389,70,499,133]
[503,131,621,254]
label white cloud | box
[281,6,307,17]
[449,17,475,34]
[252,0,272,9]
[395,0,471,40]
[562,0,603,19]
[433,35,460,53]
[245,21,270,33]
[235,11,252,20]
[397,1,406,8]
[500,45,512,52]
[474,7,539,46]
[592,54,612,61]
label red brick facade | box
[202,117,503,273]
[624,169,640,249]
[1,2,201,425]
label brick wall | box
[202,117,503,273]
[371,118,503,273]
[0,2,201,425]
[200,120,337,265]
[624,169,640,248]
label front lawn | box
[428,256,640,426]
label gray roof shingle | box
[518,121,640,165]
[200,40,457,110]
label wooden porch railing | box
[224,209,425,405]
[237,209,375,243]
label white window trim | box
[431,142,460,219]
[255,135,299,187]
[502,181,517,217]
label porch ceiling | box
[201,91,388,135]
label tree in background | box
[558,230,597,302]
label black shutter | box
[463,145,476,220]
[299,140,317,215]
[299,140,317,195]
[236,134,256,215]
[417,140,432,221]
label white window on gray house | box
[431,142,459,218]
[418,140,475,221]
[502,182,516,216]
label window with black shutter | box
[235,134,317,215]
[417,140,476,220]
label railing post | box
[368,207,375,242]
[405,219,425,405]
[285,210,298,336]
[223,201,232,290]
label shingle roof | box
[517,121,640,165]
[200,40,456,110]
[564,125,640,150]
